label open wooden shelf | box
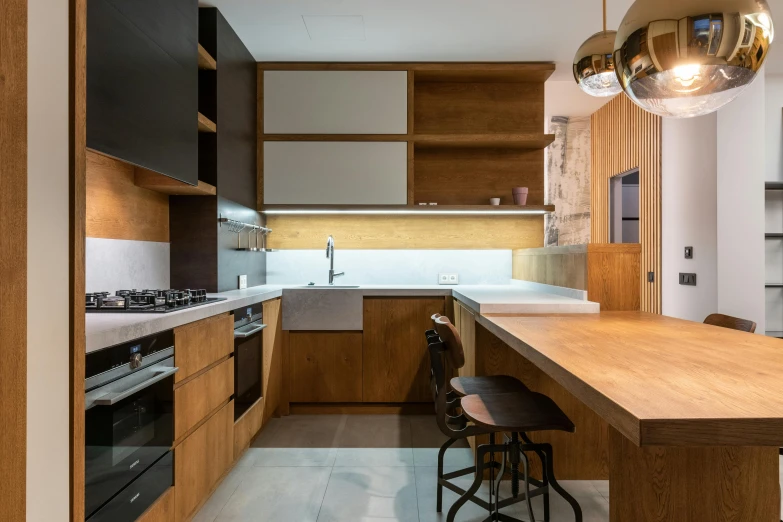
[198,112,216,133]
[135,167,216,196]
[198,44,217,70]
[262,134,408,142]
[414,133,555,149]
[261,204,554,214]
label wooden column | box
[0,0,28,519]
[609,427,780,521]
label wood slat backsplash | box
[590,95,661,313]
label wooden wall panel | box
[590,94,661,313]
[587,244,641,311]
[266,215,545,250]
[0,0,27,518]
[86,150,170,242]
[512,245,588,290]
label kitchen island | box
[473,312,783,521]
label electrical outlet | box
[439,273,459,285]
[238,274,248,289]
[679,273,697,286]
[684,246,693,259]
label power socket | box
[238,274,248,289]
[438,273,459,285]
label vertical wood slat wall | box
[590,94,662,314]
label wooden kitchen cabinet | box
[87,0,198,185]
[174,400,234,522]
[262,298,283,419]
[173,313,233,383]
[454,300,476,378]
[362,297,445,402]
[289,332,363,403]
[174,357,233,442]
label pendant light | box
[573,0,622,97]
[614,0,774,118]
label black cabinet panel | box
[198,8,257,210]
[87,0,198,185]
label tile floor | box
[193,414,782,522]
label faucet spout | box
[326,235,343,284]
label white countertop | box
[86,283,598,353]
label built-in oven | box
[84,330,177,521]
[233,303,265,420]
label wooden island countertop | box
[471,311,783,521]
[476,311,783,447]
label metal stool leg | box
[437,437,457,512]
[489,433,496,510]
[493,445,507,521]
[521,432,549,522]
[511,433,520,498]
[521,450,536,522]
[541,443,582,522]
[447,445,489,522]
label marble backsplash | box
[86,238,170,293]
[266,249,512,286]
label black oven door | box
[234,321,265,420]
[85,359,176,519]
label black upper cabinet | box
[199,8,257,210]
[87,0,199,185]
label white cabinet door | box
[264,71,408,134]
[263,142,407,205]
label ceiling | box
[203,0,783,81]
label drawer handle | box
[234,322,267,338]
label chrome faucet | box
[326,235,344,285]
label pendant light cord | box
[603,0,607,33]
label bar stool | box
[427,316,582,522]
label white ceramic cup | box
[489,198,501,205]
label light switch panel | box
[239,275,248,289]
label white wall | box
[27,0,70,519]
[717,72,766,332]
[544,80,613,130]
[661,114,718,323]
[266,250,512,286]
[765,74,783,182]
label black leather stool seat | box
[450,375,528,397]
[460,391,575,433]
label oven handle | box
[234,322,267,339]
[93,366,179,406]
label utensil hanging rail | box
[218,216,272,234]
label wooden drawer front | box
[174,358,234,441]
[174,313,233,383]
[363,297,445,403]
[289,332,363,403]
[174,401,233,522]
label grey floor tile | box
[590,480,609,501]
[250,447,337,467]
[251,415,347,449]
[413,447,475,468]
[192,465,251,522]
[317,466,419,522]
[337,415,413,448]
[335,448,415,467]
[215,466,332,522]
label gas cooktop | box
[86,289,226,313]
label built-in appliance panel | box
[174,357,234,440]
[263,141,408,205]
[233,302,265,420]
[264,71,407,134]
[87,452,173,522]
[173,313,234,383]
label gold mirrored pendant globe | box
[574,31,623,97]
[614,0,774,118]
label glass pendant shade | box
[614,0,774,118]
[574,31,623,97]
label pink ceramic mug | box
[512,187,528,205]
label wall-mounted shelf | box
[765,233,783,238]
[766,182,783,190]
[765,283,783,288]
[414,133,555,150]
[260,204,554,215]
[198,112,216,133]
[134,168,216,196]
[262,134,407,142]
[197,44,217,70]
